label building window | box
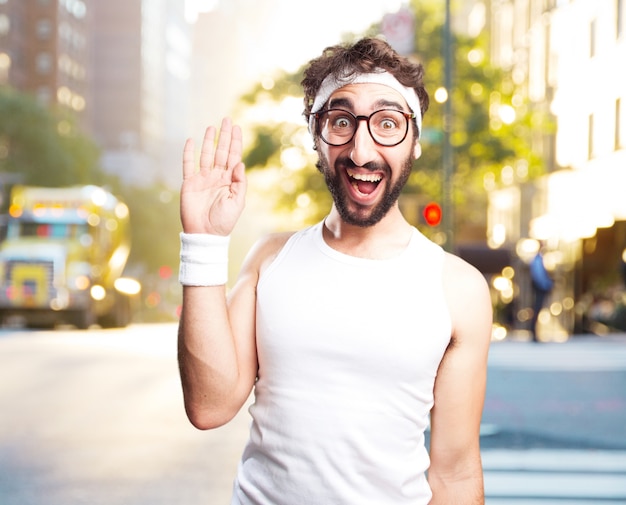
[0,52,10,84]
[588,113,595,159]
[37,86,52,106]
[590,19,596,58]
[35,52,53,74]
[36,19,53,40]
[0,14,9,36]
[617,98,623,150]
[61,0,87,19]
[544,0,557,12]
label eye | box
[378,116,399,130]
[332,115,353,130]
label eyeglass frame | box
[313,108,417,148]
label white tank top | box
[232,221,451,505]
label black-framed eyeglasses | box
[314,108,416,147]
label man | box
[178,37,492,504]
[620,248,626,288]
[529,246,553,342]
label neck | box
[323,204,413,259]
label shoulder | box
[442,252,489,294]
[238,231,296,282]
[441,252,492,345]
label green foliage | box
[0,87,102,187]
[106,180,182,322]
[238,72,328,224]
[405,0,551,235]
[244,124,286,168]
[121,185,180,273]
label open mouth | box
[346,168,382,196]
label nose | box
[349,119,378,167]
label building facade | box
[0,0,92,127]
[0,0,191,188]
[91,0,191,188]
[488,0,626,338]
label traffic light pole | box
[442,0,454,252]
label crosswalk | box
[484,335,626,503]
[483,449,626,504]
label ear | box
[412,141,422,160]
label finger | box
[214,117,233,170]
[227,124,243,171]
[231,161,247,196]
[228,161,247,210]
[199,126,217,170]
[182,138,195,180]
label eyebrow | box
[327,96,407,112]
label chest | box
[255,252,451,388]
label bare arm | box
[178,274,258,430]
[428,253,492,504]
[177,118,257,430]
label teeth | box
[347,168,382,182]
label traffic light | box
[422,202,442,226]
[159,265,173,279]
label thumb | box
[230,162,247,198]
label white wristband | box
[179,232,230,286]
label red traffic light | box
[423,202,442,226]
[159,265,173,279]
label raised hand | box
[180,118,247,236]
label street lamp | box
[442,0,454,251]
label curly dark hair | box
[302,37,429,125]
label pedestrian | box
[621,248,626,288]
[529,246,554,342]
[177,37,492,505]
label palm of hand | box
[180,118,247,236]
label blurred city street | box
[1,1,625,502]
[0,324,625,504]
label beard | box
[316,153,414,227]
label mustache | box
[336,156,390,173]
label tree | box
[0,87,102,188]
[113,182,182,322]
[114,182,180,274]
[405,0,550,240]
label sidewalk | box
[489,333,626,371]
[500,328,626,344]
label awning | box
[456,243,512,274]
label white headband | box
[309,69,422,137]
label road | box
[0,324,250,505]
[482,337,626,504]
[0,324,625,504]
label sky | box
[185,0,407,74]
[185,0,412,135]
